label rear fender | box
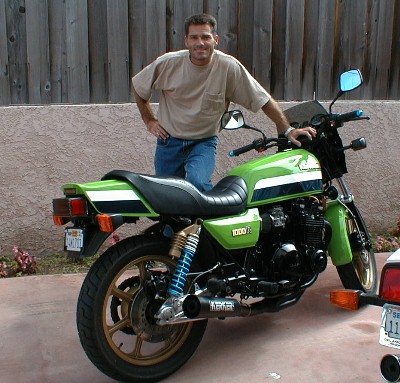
[325,200,352,266]
[67,224,110,258]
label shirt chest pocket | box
[200,92,225,115]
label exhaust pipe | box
[182,295,251,319]
[381,354,400,382]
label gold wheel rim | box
[101,255,193,366]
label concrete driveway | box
[0,253,391,383]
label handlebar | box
[228,109,369,157]
[229,141,257,157]
[229,137,281,157]
[331,110,364,126]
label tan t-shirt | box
[132,49,271,140]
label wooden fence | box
[0,0,399,105]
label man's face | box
[184,24,219,66]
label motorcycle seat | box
[102,170,248,217]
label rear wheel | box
[76,235,207,383]
[336,205,377,293]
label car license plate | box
[65,228,84,252]
[380,304,400,349]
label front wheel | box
[336,204,377,293]
[76,235,207,383]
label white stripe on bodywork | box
[86,190,140,201]
[254,171,322,190]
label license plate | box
[65,228,84,252]
[380,304,400,349]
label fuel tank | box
[228,149,323,206]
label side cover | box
[62,179,159,217]
[203,208,261,250]
[228,149,323,206]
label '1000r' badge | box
[232,226,252,236]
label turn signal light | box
[97,214,114,233]
[53,215,68,226]
[330,290,360,310]
[380,267,400,303]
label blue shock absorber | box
[168,233,199,296]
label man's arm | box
[132,84,169,139]
[261,99,316,146]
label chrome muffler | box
[381,354,400,382]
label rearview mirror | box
[221,110,245,130]
[340,69,363,92]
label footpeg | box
[257,281,279,295]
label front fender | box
[325,200,352,266]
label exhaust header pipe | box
[381,354,400,382]
[182,295,251,319]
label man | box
[132,14,315,191]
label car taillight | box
[52,198,88,225]
[380,267,400,303]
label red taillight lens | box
[380,267,400,303]
[70,198,87,215]
[53,198,88,217]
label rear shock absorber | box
[168,220,202,297]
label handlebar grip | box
[335,110,363,124]
[229,142,256,157]
[296,134,312,148]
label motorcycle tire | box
[76,235,208,383]
[336,203,378,293]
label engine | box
[256,197,330,284]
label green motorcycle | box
[52,69,377,382]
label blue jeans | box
[155,136,218,192]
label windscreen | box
[284,100,327,128]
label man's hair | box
[184,14,217,36]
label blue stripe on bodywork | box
[252,179,323,202]
[93,200,150,214]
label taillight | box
[380,267,400,303]
[53,197,88,222]
[70,198,87,215]
[330,290,361,310]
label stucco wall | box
[1,101,399,257]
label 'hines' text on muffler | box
[182,295,251,319]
